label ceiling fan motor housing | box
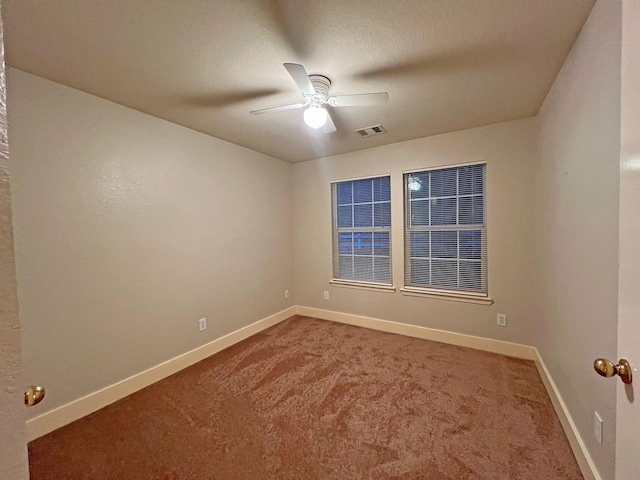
[307,74,331,105]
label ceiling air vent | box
[355,124,387,138]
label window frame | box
[402,161,489,299]
[331,174,393,288]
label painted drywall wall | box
[0,15,28,480]
[292,118,536,345]
[534,1,621,479]
[7,69,295,419]
[616,2,640,479]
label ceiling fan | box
[250,63,388,134]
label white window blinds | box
[404,163,487,294]
[332,176,392,285]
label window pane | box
[353,232,372,255]
[410,199,430,226]
[460,230,482,260]
[431,259,458,288]
[458,164,483,195]
[354,256,374,281]
[374,257,391,283]
[459,196,484,225]
[410,231,430,258]
[339,256,354,279]
[354,204,373,227]
[410,258,430,285]
[431,231,457,258]
[472,164,484,195]
[373,176,391,202]
[431,197,457,225]
[374,202,391,227]
[409,172,430,199]
[353,179,373,203]
[459,167,473,196]
[460,261,482,290]
[338,233,353,255]
[472,168,484,195]
[373,232,390,256]
[337,205,352,228]
[472,196,484,224]
[337,182,353,205]
[431,168,457,197]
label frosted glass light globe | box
[304,107,328,129]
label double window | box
[331,163,487,297]
[332,176,392,285]
[404,163,487,294]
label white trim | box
[330,279,396,293]
[296,306,534,359]
[25,306,297,442]
[401,287,494,305]
[330,172,392,184]
[533,349,602,480]
[402,159,486,174]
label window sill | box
[330,279,396,293]
[400,287,494,305]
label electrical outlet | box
[285,289,289,298]
[198,318,207,332]
[497,314,507,327]
[323,290,330,300]
[594,411,603,445]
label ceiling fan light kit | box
[250,63,389,134]
[303,106,328,128]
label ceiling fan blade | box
[265,1,311,58]
[321,111,337,134]
[354,43,517,80]
[283,63,315,95]
[250,102,306,115]
[182,88,281,108]
[329,92,389,107]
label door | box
[616,2,640,479]
[0,5,29,479]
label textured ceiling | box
[3,0,595,163]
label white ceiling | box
[3,0,595,163]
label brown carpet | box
[28,315,583,479]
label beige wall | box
[292,118,537,345]
[0,15,29,480]
[534,1,621,479]
[8,69,295,418]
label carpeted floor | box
[28,315,583,479]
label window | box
[404,163,487,295]
[332,176,391,285]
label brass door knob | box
[594,358,633,385]
[24,385,45,406]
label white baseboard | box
[533,349,602,480]
[296,306,537,360]
[26,306,297,441]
